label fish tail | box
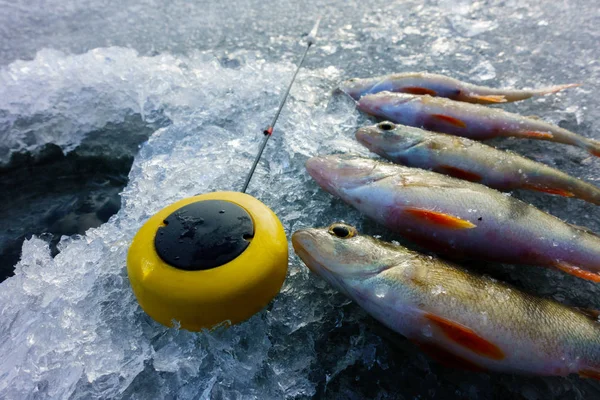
[465,83,580,103]
[534,83,581,95]
[579,367,600,381]
[523,171,600,205]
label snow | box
[1,0,600,398]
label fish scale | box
[292,226,600,378]
[305,155,600,282]
[356,92,600,157]
[355,122,600,205]
[339,72,579,104]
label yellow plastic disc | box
[127,191,288,331]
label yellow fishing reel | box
[126,18,320,332]
[127,191,288,331]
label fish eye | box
[327,223,358,239]
[378,122,395,131]
[348,78,357,82]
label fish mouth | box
[355,127,390,158]
[357,124,425,155]
[306,155,396,196]
[306,154,397,189]
[338,79,363,101]
[306,155,367,194]
[291,229,327,275]
[357,92,415,117]
[355,127,377,151]
[305,156,339,194]
[357,94,384,116]
[292,229,354,296]
[293,227,403,289]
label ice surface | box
[0,48,185,164]
[1,0,600,399]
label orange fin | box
[526,115,542,120]
[415,341,486,372]
[431,114,467,128]
[590,149,600,158]
[579,369,600,381]
[435,165,482,182]
[568,223,600,237]
[522,184,575,198]
[555,262,600,283]
[522,130,554,139]
[468,94,507,103]
[424,313,505,360]
[404,208,476,229]
[403,86,437,96]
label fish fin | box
[586,139,600,158]
[537,83,581,95]
[415,341,486,372]
[404,208,476,229]
[522,184,575,198]
[521,130,554,139]
[431,114,467,128]
[575,307,600,322]
[468,94,507,103]
[435,165,482,182]
[526,115,542,120]
[579,369,600,381]
[568,223,600,237]
[554,262,600,283]
[424,313,505,360]
[402,86,437,96]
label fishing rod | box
[127,18,321,332]
[242,17,321,193]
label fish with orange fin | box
[339,72,579,103]
[305,155,600,283]
[356,121,600,205]
[356,92,600,158]
[292,223,600,378]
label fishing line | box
[241,17,321,193]
[128,17,322,331]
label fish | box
[355,121,600,205]
[292,223,600,378]
[356,92,600,158]
[305,155,600,282]
[339,72,579,103]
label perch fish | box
[356,121,600,205]
[339,72,578,103]
[356,92,600,157]
[305,155,600,282]
[293,223,600,378]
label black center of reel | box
[154,200,254,271]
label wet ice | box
[1,0,600,399]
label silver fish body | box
[356,121,600,205]
[305,155,600,282]
[356,92,600,157]
[292,224,600,378]
[339,72,578,103]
